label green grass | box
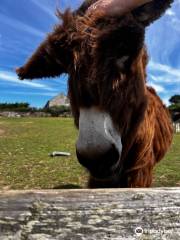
[153,134,180,187]
[0,117,87,190]
[0,117,179,189]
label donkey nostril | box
[101,145,120,171]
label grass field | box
[0,117,179,189]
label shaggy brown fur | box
[16,0,174,188]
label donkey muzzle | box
[76,107,122,179]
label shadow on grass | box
[53,184,82,189]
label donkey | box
[16,0,173,188]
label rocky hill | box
[45,93,70,108]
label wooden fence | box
[0,188,180,239]
[173,122,180,133]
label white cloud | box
[148,61,180,82]
[0,71,54,91]
[2,90,58,97]
[161,97,170,106]
[30,0,57,21]
[148,82,166,93]
[0,13,44,37]
[165,9,176,16]
[149,74,179,84]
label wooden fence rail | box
[0,188,180,240]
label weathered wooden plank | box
[0,188,180,240]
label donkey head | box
[17,0,173,181]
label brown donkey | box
[17,0,173,188]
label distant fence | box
[173,122,180,133]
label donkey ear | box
[16,34,69,80]
[132,0,174,27]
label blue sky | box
[0,0,179,107]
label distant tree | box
[169,95,180,104]
[168,95,180,122]
[0,102,33,112]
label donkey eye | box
[116,56,129,70]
